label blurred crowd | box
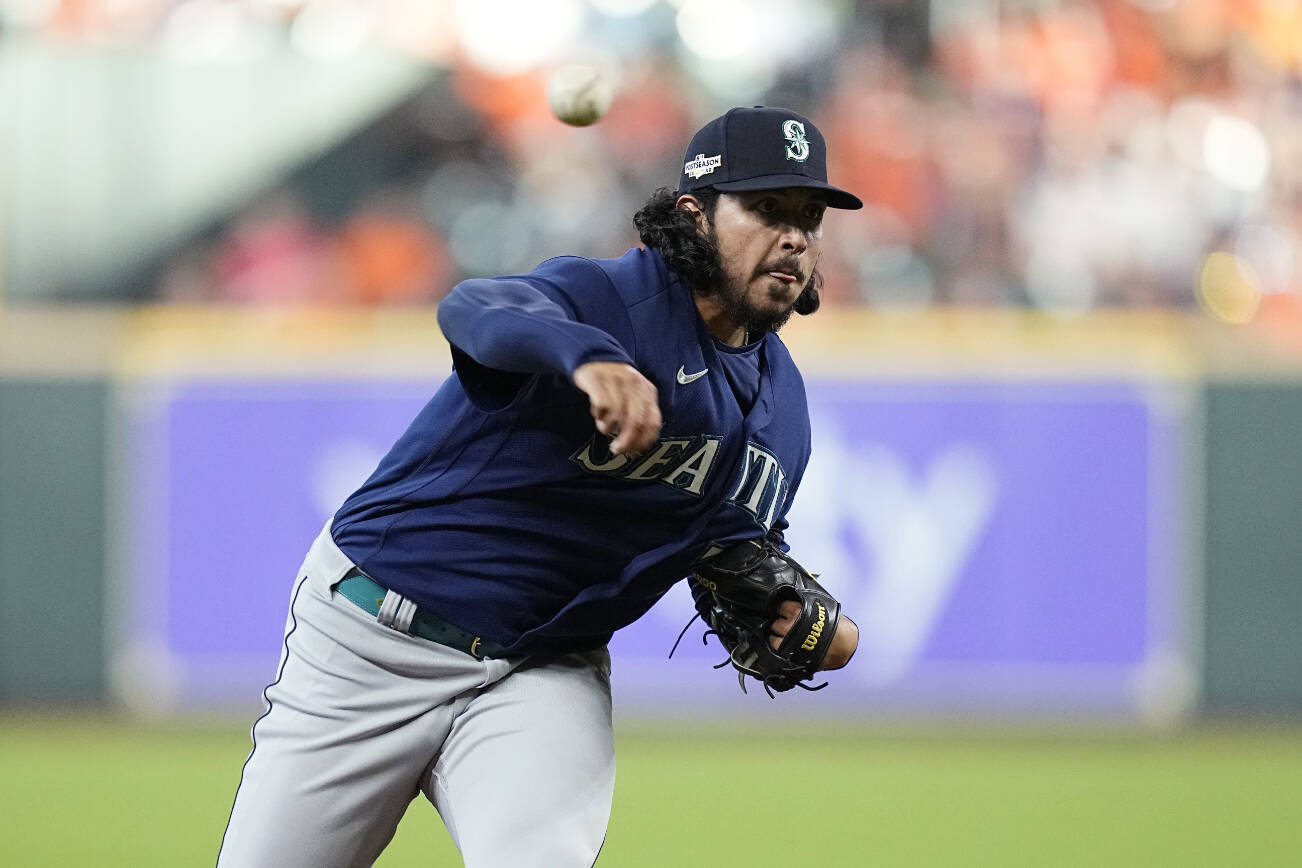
[149,0,1302,318]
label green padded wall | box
[0,379,108,701]
[1202,381,1302,713]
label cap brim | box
[711,174,863,210]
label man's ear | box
[675,194,709,234]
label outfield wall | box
[0,308,1298,721]
[0,378,108,701]
[1202,383,1302,714]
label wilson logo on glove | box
[800,603,827,652]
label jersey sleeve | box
[764,362,812,553]
[436,256,636,378]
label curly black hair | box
[632,187,821,317]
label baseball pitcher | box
[218,106,862,868]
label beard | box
[716,274,800,339]
[701,226,813,339]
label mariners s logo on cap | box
[782,119,810,163]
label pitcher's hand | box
[770,600,859,670]
[573,362,662,456]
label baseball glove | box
[686,538,842,696]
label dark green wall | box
[1202,381,1302,713]
[0,379,108,701]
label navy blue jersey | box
[331,247,811,656]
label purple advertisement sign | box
[116,378,1189,722]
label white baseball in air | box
[546,64,614,127]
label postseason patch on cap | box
[684,153,722,179]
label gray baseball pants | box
[217,524,616,867]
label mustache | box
[754,256,805,281]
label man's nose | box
[778,222,808,254]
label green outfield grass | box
[1,714,1299,866]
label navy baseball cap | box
[678,106,863,210]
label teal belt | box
[336,568,506,660]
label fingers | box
[768,600,801,651]
[573,362,662,455]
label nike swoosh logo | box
[676,365,708,385]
